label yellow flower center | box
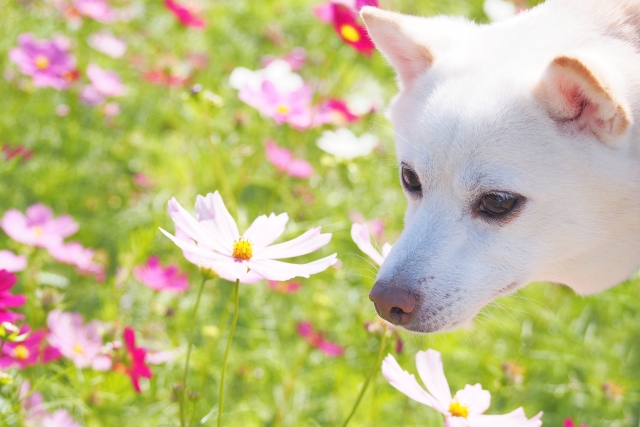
[276,104,290,114]
[232,238,253,261]
[14,345,30,361]
[449,401,469,418]
[340,24,361,43]
[73,344,84,355]
[33,226,44,236]
[35,55,50,70]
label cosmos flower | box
[230,60,303,95]
[164,0,206,29]
[297,321,344,357]
[88,31,127,58]
[265,140,314,179]
[118,327,152,393]
[1,204,78,248]
[47,241,105,282]
[0,250,27,273]
[313,1,377,55]
[43,410,82,427]
[8,33,77,90]
[0,270,26,323]
[240,80,315,130]
[564,419,588,427]
[161,191,336,282]
[268,280,301,294]
[133,255,189,293]
[0,326,61,369]
[382,349,543,427]
[47,310,112,370]
[314,99,360,126]
[317,128,378,160]
[351,222,392,266]
[20,381,81,427]
[80,64,126,105]
[2,144,33,162]
[73,0,116,22]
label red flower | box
[332,4,374,55]
[564,419,588,427]
[120,327,152,392]
[164,0,206,29]
[2,144,33,161]
[297,321,344,357]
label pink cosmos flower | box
[161,191,336,282]
[133,173,155,189]
[73,0,116,22]
[265,140,314,179]
[142,69,190,87]
[47,310,112,370]
[240,80,315,130]
[261,47,306,71]
[0,326,61,369]
[564,419,588,427]
[20,381,81,427]
[133,255,189,293]
[164,0,206,28]
[80,64,126,106]
[87,31,127,58]
[351,222,392,266]
[9,33,77,90]
[268,280,301,294]
[297,321,344,357]
[47,241,105,282]
[382,349,543,427]
[118,327,152,393]
[0,270,26,323]
[43,410,82,427]
[314,99,360,126]
[0,250,27,272]
[2,144,33,161]
[1,203,78,247]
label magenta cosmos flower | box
[164,0,206,28]
[0,270,26,323]
[564,419,588,427]
[382,350,543,427]
[0,250,27,272]
[161,191,336,282]
[133,255,189,293]
[0,326,61,369]
[351,222,392,266]
[118,327,152,393]
[47,310,112,370]
[297,321,344,357]
[1,203,78,247]
[265,140,314,179]
[9,34,77,90]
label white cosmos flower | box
[229,60,303,94]
[316,129,378,160]
[160,191,337,282]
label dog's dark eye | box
[401,166,422,193]
[479,192,518,216]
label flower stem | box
[341,324,389,427]
[180,276,207,427]
[218,278,240,427]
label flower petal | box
[257,227,331,259]
[454,384,491,415]
[416,349,452,407]
[247,254,336,281]
[195,192,240,247]
[351,223,384,266]
[381,354,444,410]
[467,408,543,427]
[243,213,288,250]
[167,198,228,254]
[159,228,230,263]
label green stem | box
[180,276,207,427]
[218,279,240,427]
[341,325,389,427]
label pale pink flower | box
[351,223,391,266]
[103,102,120,117]
[260,47,306,71]
[87,31,127,58]
[47,310,111,370]
[133,255,189,293]
[43,409,81,427]
[161,191,336,282]
[382,350,543,427]
[80,64,126,105]
[47,241,105,282]
[0,250,27,272]
[21,381,81,427]
[265,140,314,178]
[1,204,78,247]
[73,0,116,22]
[240,80,314,129]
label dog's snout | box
[369,280,416,326]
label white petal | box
[454,384,491,415]
[243,213,288,249]
[195,192,239,248]
[258,227,331,259]
[416,350,453,407]
[381,354,445,411]
[160,228,230,263]
[382,243,393,259]
[167,198,218,250]
[350,223,384,266]
[467,408,543,427]
[247,254,336,281]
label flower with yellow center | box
[381,349,543,426]
[73,344,85,355]
[161,191,337,282]
[276,104,290,114]
[340,24,361,43]
[13,344,30,360]
[35,55,50,70]
[33,225,44,237]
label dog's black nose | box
[369,280,416,325]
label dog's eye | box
[401,166,422,193]
[479,192,518,216]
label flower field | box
[1,0,640,425]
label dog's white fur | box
[361,0,640,333]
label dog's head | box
[361,6,640,333]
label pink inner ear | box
[557,77,588,120]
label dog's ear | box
[360,7,475,89]
[535,55,632,146]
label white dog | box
[361,0,640,333]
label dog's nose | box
[369,281,416,325]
